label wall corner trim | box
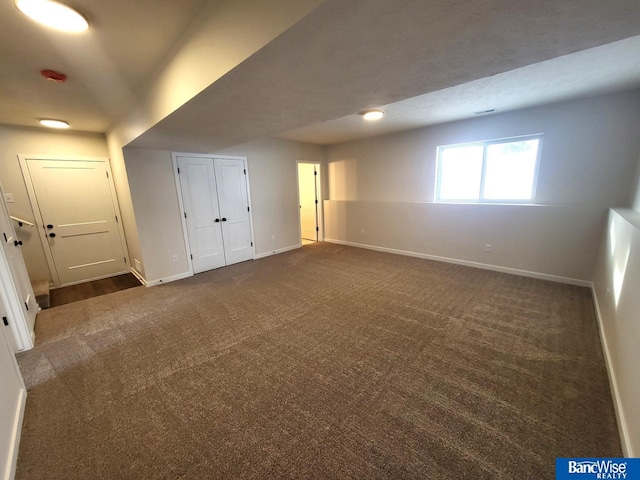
[129,267,147,286]
[591,285,633,457]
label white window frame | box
[435,134,543,204]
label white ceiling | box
[2,0,640,150]
[279,36,640,145]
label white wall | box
[592,209,640,456]
[324,90,640,283]
[219,139,324,254]
[123,139,323,284]
[631,154,640,212]
[124,140,323,283]
[107,136,142,277]
[0,125,109,283]
[123,148,189,284]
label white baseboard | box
[4,387,26,480]
[254,243,301,260]
[591,286,632,457]
[145,271,192,287]
[129,267,146,286]
[323,238,591,287]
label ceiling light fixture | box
[15,0,89,33]
[360,109,384,121]
[39,119,70,129]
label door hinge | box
[315,199,318,204]
[190,254,193,260]
[2,317,8,326]
[247,206,250,212]
[124,257,127,263]
[316,227,320,232]
[314,170,317,176]
[177,167,180,174]
[106,171,109,178]
[115,215,119,223]
[2,232,6,242]
[251,242,253,247]
[243,169,246,174]
[25,302,29,311]
[184,212,187,219]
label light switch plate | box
[3,193,14,203]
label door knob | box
[14,240,22,246]
[49,233,56,238]
[214,218,220,223]
[46,224,54,229]
[221,218,227,222]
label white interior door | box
[0,183,36,351]
[177,156,226,273]
[214,158,253,265]
[298,163,318,241]
[24,158,128,286]
[0,304,26,480]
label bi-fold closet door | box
[176,155,253,274]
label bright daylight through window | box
[436,135,542,203]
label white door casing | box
[174,154,254,275]
[0,182,36,351]
[298,163,318,241]
[20,156,129,287]
[177,156,226,274]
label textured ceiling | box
[279,36,640,145]
[2,0,640,149]
[129,0,640,152]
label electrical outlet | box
[360,230,365,237]
[3,193,14,203]
[172,255,178,262]
[484,244,492,253]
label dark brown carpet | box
[16,242,620,479]
[49,273,142,307]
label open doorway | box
[297,162,322,245]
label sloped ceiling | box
[128,0,640,151]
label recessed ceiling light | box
[360,109,384,121]
[15,0,89,33]
[39,119,70,129]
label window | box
[435,135,542,203]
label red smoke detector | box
[40,69,67,83]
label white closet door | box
[214,158,253,266]
[178,156,226,273]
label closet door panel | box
[214,159,253,265]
